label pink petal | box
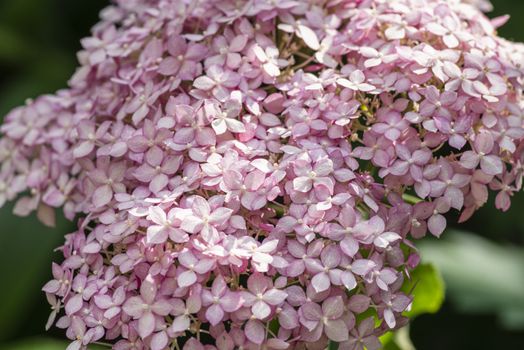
[384,308,396,328]
[65,294,83,315]
[480,155,503,176]
[147,226,168,244]
[150,174,169,193]
[293,177,312,193]
[205,304,224,326]
[193,76,215,90]
[460,151,480,169]
[73,141,94,158]
[178,270,197,288]
[325,319,349,342]
[180,215,204,234]
[311,272,331,293]
[245,319,265,345]
[297,25,320,50]
[322,296,344,319]
[252,300,271,319]
[151,332,168,350]
[170,315,190,333]
[428,214,446,237]
[263,289,287,305]
[349,295,371,313]
[221,292,243,312]
[92,185,113,208]
[209,207,233,225]
[138,311,155,338]
[123,296,145,317]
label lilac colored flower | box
[122,275,171,338]
[88,157,126,208]
[134,151,182,193]
[158,36,207,79]
[309,245,343,293]
[253,45,287,77]
[337,70,376,92]
[428,198,451,237]
[278,16,320,50]
[178,195,233,243]
[380,292,412,328]
[94,286,126,319]
[292,158,334,197]
[299,296,349,342]
[427,159,471,210]
[359,45,398,68]
[176,250,215,288]
[146,206,188,244]
[461,131,504,176]
[169,293,201,335]
[443,63,480,96]
[389,145,432,182]
[427,17,462,48]
[371,110,409,141]
[73,120,107,158]
[491,172,516,211]
[344,317,381,350]
[209,92,246,135]
[201,275,243,325]
[0,0,523,348]
[242,273,288,320]
[193,65,241,101]
[419,86,457,119]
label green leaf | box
[401,263,445,318]
[0,338,107,350]
[381,327,416,350]
[380,331,396,348]
[355,307,378,324]
[418,231,524,329]
[327,340,339,350]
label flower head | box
[1,0,524,348]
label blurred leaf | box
[0,338,107,350]
[0,26,34,63]
[418,231,524,329]
[0,52,75,116]
[401,263,445,318]
[0,203,73,341]
[0,338,67,350]
[382,327,416,350]
[380,332,396,349]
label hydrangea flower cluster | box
[1,0,524,349]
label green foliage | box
[329,264,445,350]
[0,338,106,350]
[377,264,445,350]
[382,327,416,350]
[401,263,445,318]
[327,340,339,350]
[0,204,73,341]
[419,231,524,330]
[0,338,68,350]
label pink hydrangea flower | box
[1,0,524,348]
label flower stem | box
[402,193,423,205]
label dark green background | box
[0,1,523,349]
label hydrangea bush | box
[1,0,523,348]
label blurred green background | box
[0,1,523,349]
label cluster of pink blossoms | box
[1,0,524,349]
